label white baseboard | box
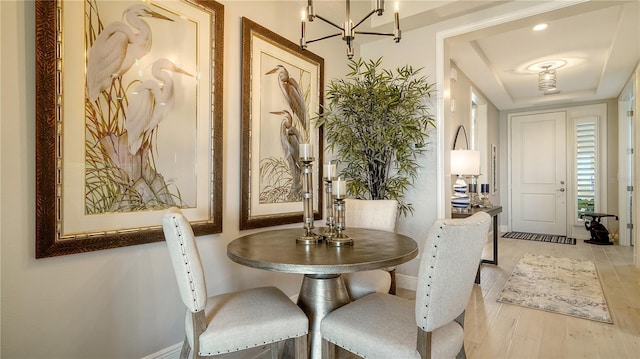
[141,342,181,359]
[396,273,418,291]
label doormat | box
[497,254,612,323]
[502,231,576,245]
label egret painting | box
[84,0,197,214]
[240,17,323,230]
[35,0,223,257]
[260,62,312,203]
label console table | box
[452,206,502,283]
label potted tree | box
[315,58,435,215]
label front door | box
[511,112,567,235]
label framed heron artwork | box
[35,0,224,258]
[240,17,324,230]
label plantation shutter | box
[576,121,597,218]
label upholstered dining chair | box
[321,212,491,359]
[162,207,308,359]
[341,198,398,299]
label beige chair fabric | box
[342,199,398,300]
[321,212,491,359]
[162,207,308,359]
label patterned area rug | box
[503,231,576,245]
[497,253,613,323]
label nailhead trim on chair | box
[421,225,444,322]
[326,338,367,359]
[200,332,308,355]
[171,216,204,312]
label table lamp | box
[450,125,480,210]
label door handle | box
[557,188,565,192]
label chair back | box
[344,199,398,232]
[162,207,207,313]
[415,212,491,332]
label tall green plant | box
[315,58,435,215]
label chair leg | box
[455,311,467,359]
[190,311,207,359]
[456,345,467,359]
[322,338,337,359]
[416,327,432,359]
[294,335,308,359]
[455,310,465,327]
[270,342,279,359]
[179,337,190,359]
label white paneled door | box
[511,112,567,235]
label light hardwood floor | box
[464,235,640,359]
[216,236,640,358]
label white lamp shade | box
[450,150,481,175]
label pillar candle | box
[301,10,306,40]
[324,163,336,180]
[334,178,346,198]
[299,143,312,160]
[394,2,400,30]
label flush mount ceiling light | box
[300,0,401,59]
[538,64,557,92]
[526,60,565,92]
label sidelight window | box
[576,120,597,218]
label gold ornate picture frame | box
[240,17,324,230]
[35,0,224,258]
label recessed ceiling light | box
[533,23,548,31]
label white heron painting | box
[84,0,198,214]
[260,58,312,204]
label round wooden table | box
[227,227,418,359]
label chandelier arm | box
[300,0,401,57]
[313,14,344,31]
[352,9,378,30]
[306,33,342,44]
[355,31,394,37]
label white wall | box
[358,0,540,275]
[359,26,439,276]
[3,0,623,357]
[636,64,640,266]
[0,0,3,353]
[0,1,347,358]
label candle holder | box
[469,178,481,208]
[322,162,337,239]
[480,183,492,207]
[297,158,322,244]
[327,194,353,247]
[322,178,337,239]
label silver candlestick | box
[327,178,352,246]
[297,157,322,244]
[322,178,337,239]
[322,161,337,239]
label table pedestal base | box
[297,274,350,359]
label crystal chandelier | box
[300,0,401,59]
